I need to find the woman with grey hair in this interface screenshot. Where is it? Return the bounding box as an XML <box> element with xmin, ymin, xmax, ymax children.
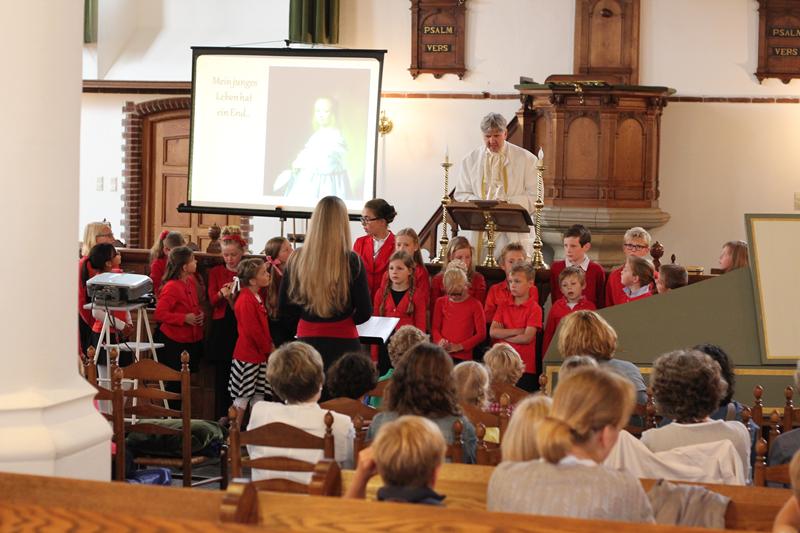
<box><xmin>454</xmin><ymin>112</ymin><xmax>539</xmax><ymax>262</ymax></box>
<box><xmin>641</xmin><ymin>349</ymin><xmax>751</xmax><ymax>475</ymax></box>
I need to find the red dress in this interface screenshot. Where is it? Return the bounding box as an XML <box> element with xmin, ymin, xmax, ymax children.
<box><xmin>484</xmin><ymin>282</ymin><xmax>539</xmax><ymax>323</ymax></box>
<box><xmin>493</xmin><ymin>297</ymin><xmax>543</xmax><ymax>374</ymax></box>
<box><xmin>430</xmin><ymin>270</ymin><xmax>487</xmax><ymax>311</ymax></box>
<box><xmin>542</xmin><ymin>297</ymin><xmax>596</xmax><ymax>355</ymax></box>
<box><xmin>549</xmin><ymin>260</ymin><xmax>606</xmax><ymax>308</ymax></box>
<box><xmin>233</xmin><ymin>289</ymin><xmax>272</xmax><ymax>364</ymax></box>
<box><xmin>353</xmin><ymin>232</ymin><xmax>396</xmax><ymax>299</ymax></box>
<box><xmin>431</xmin><ymin>296</ymin><xmax>486</xmax><ymax>361</ymax></box>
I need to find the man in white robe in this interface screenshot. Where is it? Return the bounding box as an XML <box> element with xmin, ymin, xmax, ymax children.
<box><xmin>454</xmin><ymin>113</ymin><xmax>539</xmax><ymax>263</ymax></box>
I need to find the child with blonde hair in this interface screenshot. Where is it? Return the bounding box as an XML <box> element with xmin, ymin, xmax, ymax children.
<box><xmin>773</xmin><ymin>451</ymin><xmax>800</xmax><ymax>533</ymax></box>
<box><xmin>542</xmin><ymin>266</ymin><xmax>596</xmax><ymax>355</ymax></box>
<box><xmin>453</xmin><ymin>361</ymin><xmax>490</xmax><ymax>410</ymax></box>
<box><xmin>432</xmin><ymin>265</ymin><xmax>485</xmax><ymax>362</ymax></box>
<box><xmin>345</xmin><ymin>415</ymin><xmax>447</xmax><ymax>505</ymax></box>
<box><xmin>501</xmin><ymin>394</ymin><xmax>553</xmax><ymax>461</ymax></box>
<box><xmin>484</xmin><ymin>343</ymin><xmax>525</xmax><ymax>387</ymax></box>
<box><xmin>430</xmin><ymin>236</ymin><xmax>487</xmax><ymax>309</ymax></box>
<box><xmin>382</xmin><ymin>228</ymin><xmax>430</xmax><ymax>302</ymax></box>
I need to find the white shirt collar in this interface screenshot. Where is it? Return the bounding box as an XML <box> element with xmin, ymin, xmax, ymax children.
<box><xmin>483</xmin><ymin>143</ymin><xmax>508</xmax><ymax>159</ymax></box>
<box><xmin>372</xmin><ymin>235</ymin><xmax>388</xmax><ymax>257</ymax></box>
<box><xmin>623</xmin><ymin>285</ymin><xmax>651</xmax><ymax>298</ymax></box>
<box><xmin>558</xmin><ymin>454</ymin><xmax>597</xmax><ymax>467</ymax></box>
<box><xmin>566</xmin><ymin>300</ymin><xmax>579</xmax><ymax>310</ymax></box>
<box><xmin>565</xmin><ymin>255</ymin><xmax>590</xmax><ymax>271</ymax></box>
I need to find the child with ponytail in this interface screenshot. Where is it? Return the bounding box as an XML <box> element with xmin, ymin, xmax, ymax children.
<box><xmin>149</xmin><ymin>230</ymin><xmax>185</xmax><ymax>294</ymax></box>
<box><xmin>372</xmin><ymin>251</ymin><xmax>427</xmax><ymax>374</ymax></box>
<box><xmin>487</xmin><ymin>367</ymin><xmax>655</xmax><ymax>524</ymax></box>
<box><xmin>207</xmin><ymin>226</ymin><xmax>247</xmax><ymax>418</ymax></box>
<box><xmin>263</xmin><ymin>236</ymin><xmax>293</xmax><ymax>346</ymax></box>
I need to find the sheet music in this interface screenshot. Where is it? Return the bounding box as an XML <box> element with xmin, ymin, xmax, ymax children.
<box><xmin>357</xmin><ymin>316</ymin><xmax>400</xmax><ymax>343</ymax></box>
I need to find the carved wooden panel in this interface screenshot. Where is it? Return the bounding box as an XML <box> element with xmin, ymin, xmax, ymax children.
<box><xmin>574</xmin><ymin>0</ymin><xmax>640</xmax><ymax>84</ymax></box>
<box><xmin>409</xmin><ymin>0</ymin><xmax>467</xmax><ymax>79</ymax></box>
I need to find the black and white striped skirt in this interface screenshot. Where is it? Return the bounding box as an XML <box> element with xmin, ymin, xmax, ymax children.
<box><xmin>228</xmin><ymin>359</ymin><xmax>272</xmax><ymax>400</ymax></box>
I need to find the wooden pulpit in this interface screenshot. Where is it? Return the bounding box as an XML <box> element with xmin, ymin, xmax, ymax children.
<box><xmin>446</xmin><ymin>201</ymin><xmax>532</xmax><ymax>267</ymax></box>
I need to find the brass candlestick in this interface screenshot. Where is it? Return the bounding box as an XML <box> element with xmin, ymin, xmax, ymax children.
<box><xmin>482</xmin><ymin>211</ymin><xmax>498</xmax><ymax>268</ymax></box>
<box><xmin>532</xmin><ymin>158</ymin><xmax>548</xmax><ymax>270</ymax></box>
<box><xmin>432</xmin><ymin>157</ymin><xmax>453</xmax><ymax>264</ymax></box>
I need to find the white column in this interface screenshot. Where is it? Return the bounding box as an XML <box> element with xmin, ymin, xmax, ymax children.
<box><xmin>0</xmin><ymin>0</ymin><xmax>111</xmax><ymax>479</ymax></box>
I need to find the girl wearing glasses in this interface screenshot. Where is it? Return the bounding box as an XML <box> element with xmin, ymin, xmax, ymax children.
<box><xmin>353</xmin><ymin>198</ymin><xmax>397</xmax><ymax>299</ymax></box>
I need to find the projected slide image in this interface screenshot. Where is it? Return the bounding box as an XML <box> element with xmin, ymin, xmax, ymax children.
<box><xmin>264</xmin><ymin>66</ymin><xmax>370</xmax><ymax>202</ymax></box>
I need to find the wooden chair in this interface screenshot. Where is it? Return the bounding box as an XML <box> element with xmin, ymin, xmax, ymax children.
<box><xmin>538</xmin><ymin>373</ymin><xmax>549</xmax><ymax>395</ymax></box>
<box><xmin>367</xmin><ymin>379</ymin><xmax>390</xmax><ymax>400</ymax></box>
<box><xmin>783</xmin><ymin>385</ymin><xmax>800</xmax><ymax>431</ymax></box>
<box><xmin>447</xmin><ymin>418</ymin><xmax>464</xmax><ymax>463</ymax></box>
<box><xmin>227</xmin><ymin>406</ymin><xmax>340</xmax><ymax>495</ymax></box>
<box><xmin>460</xmin><ymin>393</ymin><xmax>510</xmax><ymax>441</ymax></box>
<box><xmin>624</xmin><ymin>387</ymin><xmax>657</xmax><ymax>437</ymax></box>
<box><xmin>475</xmin><ymin>424</ymin><xmax>501</xmax><ymax>466</ymax></box>
<box><xmin>116</xmin><ymin>351</ymin><xmax>228</xmax><ymax>488</ymax></box>
<box><xmin>83</xmin><ymin>349</ymin><xmax>126</xmax><ymax>481</ymax></box>
<box><xmin>319</xmin><ymin>397</ymin><xmax>378</xmax><ymax>422</ymax></box>
<box><xmin>489</xmin><ymin>381</ymin><xmax>528</xmax><ymax>406</ymax></box>
<box><xmin>754</xmin><ymin>420</ymin><xmax>790</xmax><ymax>487</ymax></box>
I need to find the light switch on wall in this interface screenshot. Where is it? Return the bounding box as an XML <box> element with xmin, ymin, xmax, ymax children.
<box><xmin>96</xmin><ymin>176</ymin><xmax>104</xmax><ymax>192</ymax></box>
<box><xmin>109</xmin><ymin>177</ymin><xmax>118</xmax><ymax>192</ymax></box>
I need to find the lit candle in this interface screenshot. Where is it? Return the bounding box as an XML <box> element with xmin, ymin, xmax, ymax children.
<box><xmin>537</xmin><ymin>148</ymin><xmax>544</xmax><ymax>168</ymax></box>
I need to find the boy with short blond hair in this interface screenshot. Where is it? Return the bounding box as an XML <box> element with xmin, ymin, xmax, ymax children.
<box><xmin>606</xmin><ymin>227</ymin><xmax>652</xmax><ymax>307</ymax></box>
<box><xmin>490</xmin><ymin>262</ymin><xmax>542</xmax><ymax>391</ymax></box>
<box><xmin>484</xmin><ymin>242</ymin><xmax>539</xmax><ymax>323</ymax></box>
<box><xmin>344</xmin><ymin>415</ymin><xmax>447</xmax><ymax>505</ymax></box>
<box><xmin>621</xmin><ymin>255</ymin><xmax>655</xmax><ymax>302</ymax></box>
<box><xmin>542</xmin><ymin>266</ymin><xmax>596</xmax><ymax>355</ymax></box>
<box><xmin>549</xmin><ymin>224</ymin><xmax>606</xmax><ymax>307</ymax></box>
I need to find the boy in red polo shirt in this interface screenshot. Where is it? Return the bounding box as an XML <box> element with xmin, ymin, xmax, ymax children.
<box><xmin>432</xmin><ymin>266</ymin><xmax>485</xmax><ymax>362</ymax></box>
<box><xmin>490</xmin><ymin>262</ymin><xmax>542</xmax><ymax>391</ymax></box>
<box><xmin>542</xmin><ymin>266</ymin><xmax>596</xmax><ymax>355</ymax></box>
<box><xmin>549</xmin><ymin>224</ymin><xmax>605</xmax><ymax>308</ymax></box>
<box><xmin>605</xmin><ymin>227</ymin><xmax>652</xmax><ymax>307</ymax></box>
<box><xmin>621</xmin><ymin>256</ymin><xmax>655</xmax><ymax>303</ymax></box>
<box><xmin>484</xmin><ymin>242</ymin><xmax>539</xmax><ymax>324</ymax></box>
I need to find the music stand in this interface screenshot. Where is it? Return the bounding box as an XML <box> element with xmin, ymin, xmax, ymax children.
<box><xmin>446</xmin><ymin>201</ymin><xmax>533</xmax><ymax>267</ymax></box>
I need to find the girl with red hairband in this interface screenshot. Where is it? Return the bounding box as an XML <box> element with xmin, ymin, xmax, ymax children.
<box><xmin>207</xmin><ymin>226</ymin><xmax>247</xmax><ymax>419</ymax></box>
<box><xmin>263</xmin><ymin>236</ymin><xmax>293</xmax><ymax>346</ymax></box>
<box><xmin>149</xmin><ymin>230</ymin><xmax>185</xmax><ymax>294</ymax></box>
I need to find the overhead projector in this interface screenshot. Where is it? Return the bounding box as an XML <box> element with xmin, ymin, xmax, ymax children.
<box><xmin>87</xmin><ymin>272</ymin><xmax>154</xmax><ymax>306</ymax></box>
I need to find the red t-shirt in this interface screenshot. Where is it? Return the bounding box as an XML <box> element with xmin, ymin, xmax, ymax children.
<box><xmin>431</xmin><ymin>296</ymin><xmax>486</xmax><ymax>361</ymax></box>
<box><xmin>549</xmin><ymin>259</ymin><xmax>606</xmax><ymax>308</ymax></box>
<box><xmin>493</xmin><ymin>297</ymin><xmax>543</xmax><ymax>374</ymax></box>
<box><xmin>154</xmin><ymin>278</ymin><xmax>204</xmax><ymax>343</ymax></box>
<box><xmin>542</xmin><ymin>297</ymin><xmax>596</xmax><ymax>355</ymax></box>
<box><xmin>207</xmin><ymin>264</ymin><xmax>237</xmax><ymax>320</ymax></box>
<box><xmin>373</xmin><ymin>285</ymin><xmax>427</xmax><ymax>332</ymax></box>
<box><xmin>353</xmin><ymin>232</ymin><xmax>395</xmax><ymax>299</ymax></box>
<box><xmin>430</xmin><ymin>270</ymin><xmax>487</xmax><ymax>311</ymax></box>
<box><xmin>484</xmin><ymin>281</ymin><xmax>539</xmax><ymax>323</ymax></box>
<box><xmin>233</xmin><ymin>289</ymin><xmax>272</xmax><ymax>364</ymax></box>
<box><xmin>380</xmin><ymin>264</ymin><xmax>430</xmax><ymax>304</ymax></box>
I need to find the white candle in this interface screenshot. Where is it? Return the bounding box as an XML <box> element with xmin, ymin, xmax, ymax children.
<box><xmin>445</xmin><ymin>145</ymin><xmax>449</xmax><ymax>162</ymax></box>
<box><xmin>538</xmin><ymin>148</ymin><xmax>544</xmax><ymax>160</ymax></box>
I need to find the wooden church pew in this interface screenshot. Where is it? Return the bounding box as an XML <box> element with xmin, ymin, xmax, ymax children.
<box><xmin>341</xmin><ymin>463</ymin><xmax>790</xmax><ymax>532</ymax></box>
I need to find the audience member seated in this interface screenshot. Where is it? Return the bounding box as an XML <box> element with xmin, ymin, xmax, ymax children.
<box><xmin>641</xmin><ymin>349</ymin><xmax>751</xmax><ymax>478</ymax></box>
<box><xmin>769</xmin><ymin>361</ymin><xmax>800</xmax><ymax>467</ymax></box>
<box><xmin>656</xmin><ymin>264</ymin><xmax>688</xmax><ymax>294</ymax></box>
<box><xmin>367</xmin><ymin>342</ymin><xmax>477</xmax><ymax>463</ymax></box>
<box><xmin>454</xmin><ymin>361</ymin><xmax>497</xmax><ymax>444</ymax></box>
<box><xmin>557</xmin><ymin>310</ymin><xmax>647</xmax><ymax>404</ymax></box>
<box><xmin>345</xmin><ymin>415</ymin><xmax>447</xmax><ymax>505</ymax></box>
<box><xmin>487</xmin><ymin>367</ymin><xmax>655</xmax><ymax>523</ymax></box>
<box><xmin>694</xmin><ymin>344</ymin><xmax>758</xmax><ymax>434</ymax></box>
<box><xmin>500</xmin><ymin>394</ymin><xmax>552</xmax><ymax>461</ymax></box>
<box><xmin>247</xmin><ymin>341</ymin><xmax>355</xmax><ymax>483</ymax></box>
<box><xmin>558</xmin><ymin>355</ymin><xmax>598</xmax><ymax>381</ymax></box>
<box><xmin>326</xmin><ymin>351</ymin><xmax>378</xmax><ymax>402</ymax></box>
<box><xmin>369</xmin><ymin>325</ymin><xmax>427</xmax><ymax>408</ymax></box>
<box><xmin>773</xmin><ymin>451</ymin><xmax>800</xmax><ymax>533</ymax></box>
<box><xmin>718</xmin><ymin>240</ymin><xmax>749</xmax><ymax>274</ymax></box>
<box><xmin>483</xmin><ymin>343</ymin><xmax>525</xmax><ymax>411</ymax></box>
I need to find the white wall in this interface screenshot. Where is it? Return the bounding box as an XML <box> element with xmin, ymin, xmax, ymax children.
<box><xmin>80</xmin><ymin>0</ymin><xmax>800</xmax><ymax>269</ymax></box>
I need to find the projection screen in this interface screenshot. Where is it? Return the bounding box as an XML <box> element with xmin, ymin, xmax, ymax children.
<box><xmin>187</xmin><ymin>47</ymin><xmax>385</xmax><ymax>216</ymax></box>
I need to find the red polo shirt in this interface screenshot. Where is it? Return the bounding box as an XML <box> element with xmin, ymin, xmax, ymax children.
<box><xmin>484</xmin><ymin>281</ymin><xmax>539</xmax><ymax>323</ymax></box>
<box><xmin>494</xmin><ymin>297</ymin><xmax>543</xmax><ymax>374</ymax></box>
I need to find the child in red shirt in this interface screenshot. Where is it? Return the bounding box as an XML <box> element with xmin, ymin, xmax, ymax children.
<box><xmin>605</xmin><ymin>227</ymin><xmax>652</xmax><ymax>307</ymax></box>
<box><xmin>207</xmin><ymin>227</ymin><xmax>246</xmax><ymax>419</ymax></box>
<box><xmin>621</xmin><ymin>256</ymin><xmax>655</xmax><ymax>302</ymax></box>
<box><xmin>229</xmin><ymin>258</ymin><xmax>274</xmax><ymax>426</ymax></box>
<box><xmin>484</xmin><ymin>242</ymin><xmax>539</xmax><ymax>324</ymax></box>
<box><xmin>542</xmin><ymin>266</ymin><xmax>596</xmax><ymax>356</ymax></box>
<box><xmin>432</xmin><ymin>266</ymin><xmax>485</xmax><ymax>362</ymax></box>
<box><xmin>373</xmin><ymin>251</ymin><xmax>427</xmax><ymax>374</ymax></box>
<box><xmin>353</xmin><ymin>198</ymin><xmax>397</xmax><ymax>299</ymax></box>
<box><xmin>490</xmin><ymin>263</ymin><xmax>543</xmax><ymax>391</ymax></box>
<box><xmin>430</xmin><ymin>236</ymin><xmax>487</xmax><ymax>309</ymax></box>
<box><xmin>149</xmin><ymin>230</ymin><xmax>185</xmax><ymax>295</ymax></box>
<box><xmin>154</xmin><ymin>246</ymin><xmax>205</xmax><ymax>381</ymax></box>
<box><xmin>380</xmin><ymin>228</ymin><xmax>430</xmax><ymax>304</ymax></box>
<box><xmin>549</xmin><ymin>224</ymin><xmax>605</xmax><ymax>308</ymax></box>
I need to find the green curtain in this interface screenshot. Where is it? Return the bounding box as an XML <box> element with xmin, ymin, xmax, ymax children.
<box><xmin>83</xmin><ymin>0</ymin><xmax>98</xmax><ymax>44</ymax></box>
<box><xmin>289</xmin><ymin>0</ymin><xmax>340</xmax><ymax>45</ymax></box>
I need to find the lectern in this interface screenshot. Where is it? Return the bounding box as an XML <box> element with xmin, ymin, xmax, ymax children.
<box><xmin>446</xmin><ymin>201</ymin><xmax>533</xmax><ymax>267</ymax></box>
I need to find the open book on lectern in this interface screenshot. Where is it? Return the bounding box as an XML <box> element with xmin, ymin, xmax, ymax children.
<box><xmin>357</xmin><ymin>316</ymin><xmax>400</xmax><ymax>344</ymax></box>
